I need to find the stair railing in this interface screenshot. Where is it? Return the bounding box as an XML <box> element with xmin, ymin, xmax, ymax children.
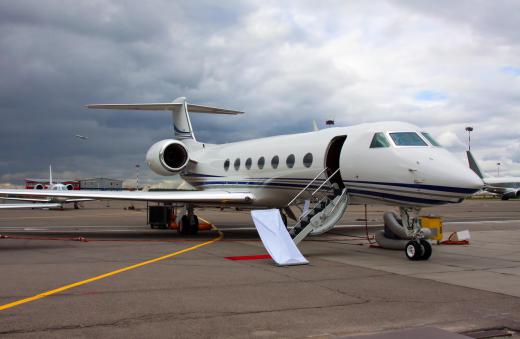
<box><xmin>286</xmin><ymin>167</ymin><xmax>329</xmax><ymax>207</ymax></box>
<box><xmin>311</xmin><ymin>168</ymin><xmax>340</xmax><ymax>196</ymax></box>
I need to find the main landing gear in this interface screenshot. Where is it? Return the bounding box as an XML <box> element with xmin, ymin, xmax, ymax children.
<box><xmin>177</xmin><ymin>205</ymin><xmax>199</xmax><ymax>235</ymax></box>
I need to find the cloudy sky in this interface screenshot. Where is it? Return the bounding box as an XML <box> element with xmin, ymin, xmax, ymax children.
<box><xmin>1</xmin><ymin>0</ymin><xmax>519</xmax><ymax>187</ymax></box>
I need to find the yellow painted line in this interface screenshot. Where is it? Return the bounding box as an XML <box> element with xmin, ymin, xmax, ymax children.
<box><xmin>0</xmin><ymin>226</ymin><xmax>223</xmax><ymax>312</ymax></box>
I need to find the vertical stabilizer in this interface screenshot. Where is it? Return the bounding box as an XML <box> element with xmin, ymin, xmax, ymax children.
<box><xmin>171</xmin><ymin>97</ymin><xmax>195</xmax><ymax>141</ymax></box>
<box><xmin>49</xmin><ymin>165</ymin><xmax>53</xmax><ymax>185</ymax></box>
<box><xmin>466</xmin><ymin>151</ymin><xmax>486</xmax><ymax>179</ymax></box>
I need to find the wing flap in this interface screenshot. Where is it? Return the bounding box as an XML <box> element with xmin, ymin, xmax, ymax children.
<box><xmin>0</xmin><ymin>189</ymin><xmax>254</xmax><ymax>204</ymax></box>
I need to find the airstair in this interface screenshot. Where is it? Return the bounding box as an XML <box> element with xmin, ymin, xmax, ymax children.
<box><xmin>250</xmin><ymin>167</ymin><xmax>349</xmax><ymax>266</ymax></box>
<box><xmin>287</xmin><ymin>168</ymin><xmax>349</xmax><ymax>244</ymax></box>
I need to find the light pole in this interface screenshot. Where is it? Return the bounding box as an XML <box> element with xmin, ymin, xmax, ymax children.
<box><xmin>497</xmin><ymin>162</ymin><xmax>501</xmax><ymax>177</ymax></box>
<box><xmin>136</xmin><ymin>164</ymin><xmax>140</xmax><ymax>191</ymax></box>
<box><xmin>465</xmin><ymin>126</ymin><xmax>473</xmax><ymax>151</ymax></box>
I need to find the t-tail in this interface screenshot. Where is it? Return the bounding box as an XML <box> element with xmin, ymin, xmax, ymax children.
<box><xmin>466</xmin><ymin>150</ymin><xmax>486</xmax><ymax>179</ymax></box>
<box><xmin>86</xmin><ymin>97</ymin><xmax>244</xmax><ymax>143</ymax></box>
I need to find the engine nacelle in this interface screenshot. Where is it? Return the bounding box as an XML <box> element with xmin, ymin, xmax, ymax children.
<box><xmin>502</xmin><ymin>191</ymin><xmax>518</xmax><ymax>200</ymax></box>
<box><xmin>146</xmin><ymin>139</ymin><xmax>190</xmax><ymax>176</ymax></box>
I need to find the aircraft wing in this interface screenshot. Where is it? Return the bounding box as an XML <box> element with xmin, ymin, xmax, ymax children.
<box><xmin>0</xmin><ymin>189</ymin><xmax>254</xmax><ymax>204</ymax></box>
<box><xmin>0</xmin><ymin>196</ymin><xmax>94</xmax><ymax>204</ymax></box>
<box><xmin>0</xmin><ymin>203</ymin><xmax>62</xmax><ymax>209</ymax></box>
<box><xmin>1</xmin><ymin>196</ymin><xmax>51</xmax><ymax>203</ymax></box>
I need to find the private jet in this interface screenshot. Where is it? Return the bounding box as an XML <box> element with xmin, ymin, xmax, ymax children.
<box><xmin>0</xmin><ymin>166</ymin><xmax>92</xmax><ymax>209</ymax></box>
<box><xmin>0</xmin><ymin>97</ymin><xmax>483</xmax><ymax>260</ymax></box>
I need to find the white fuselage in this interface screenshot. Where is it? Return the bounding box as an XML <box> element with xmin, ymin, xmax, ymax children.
<box><xmin>181</xmin><ymin>121</ymin><xmax>483</xmax><ymax>208</ymax></box>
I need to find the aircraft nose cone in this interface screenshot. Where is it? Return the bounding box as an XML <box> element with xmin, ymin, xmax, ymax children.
<box><xmin>421</xmin><ymin>150</ymin><xmax>484</xmax><ymax>195</ymax></box>
<box><xmin>460</xmin><ymin>168</ymin><xmax>484</xmax><ymax>191</ymax></box>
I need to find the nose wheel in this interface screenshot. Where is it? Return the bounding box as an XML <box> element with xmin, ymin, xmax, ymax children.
<box><xmin>405</xmin><ymin>239</ymin><xmax>432</xmax><ymax>261</ymax></box>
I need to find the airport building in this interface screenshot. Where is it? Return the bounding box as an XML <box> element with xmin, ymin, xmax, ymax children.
<box><xmin>79</xmin><ymin>178</ymin><xmax>123</xmax><ymax>191</ymax></box>
<box><xmin>24</xmin><ymin>178</ymin><xmax>123</xmax><ymax>190</ymax></box>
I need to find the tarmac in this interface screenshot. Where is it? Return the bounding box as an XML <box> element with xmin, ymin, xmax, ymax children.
<box><xmin>0</xmin><ymin>199</ymin><xmax>519</xmax><ymax>338</ymax></box>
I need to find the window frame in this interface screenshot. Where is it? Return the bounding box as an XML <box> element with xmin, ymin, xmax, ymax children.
<box><xmin>286</xmin><ymin>154</ymin><xmax>295</xmax><ymax>168</ymax></box>
<box><xmin>421</xmin><ymin>132</ymin><xmax>442</xmax><ymax>147</ymax></box>
<box><xmin>257</xmin><ymin>156</ymin><xmax>265</xmax><ymax>169</ymax></box>
<box><xmin>303</xmin><ymin>153</ymin><xmax>313</xmax><ymax>168</ymax></box>
<box><xmin>369</xmin><ymin>132</ymin><xmax>391</xmax><ymax>148</ymax></box>
<box><xmin>388</xmin><ymin>131</ymin><xmax>428</xmax><ymax>147</ymax></box>
<box><xmin>271</xmin><ymin>155</ymin><xmax>279</xmax><ymax>169</ymax></box>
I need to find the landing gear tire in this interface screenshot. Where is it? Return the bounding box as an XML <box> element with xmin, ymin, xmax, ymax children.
<box><xmin>405</xmin><ymin>241</ymin><xmax>423</xmax><ymax>261</ymax></box>
<box><xmin>178</xmin><ymin>215</ymin><xmax>199</xmax><ymax>235</ymax></box>
<box><xmin>419</xmin><ymin>239</ymin><xmax>432</xmax><ymax>260</ymax></box>
<box><xmin>190</xmin><ymin>215</ymin><xmax>199</xmax><ymax>235</ymax></box>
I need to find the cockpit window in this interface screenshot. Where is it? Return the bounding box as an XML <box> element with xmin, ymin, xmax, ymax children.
<box><xmin>421</xmin><ymin>132</ymin><xmax>441</xmax><ymax>147</ymax></box>
<box><xmin>370</xmin><ymin>132</ymin><xmax>391</xmax><ymax>148</ymax></box>
<box><xmin>389</xmin><ymin>132</ymin><xmax>427</xmax><ymax>146</ymax></box>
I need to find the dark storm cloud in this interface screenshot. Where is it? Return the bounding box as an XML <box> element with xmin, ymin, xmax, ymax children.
<box><xmin>0</xmin><ymin>1</ymin><xmax>257</xmax><ymax>184</ymax></box>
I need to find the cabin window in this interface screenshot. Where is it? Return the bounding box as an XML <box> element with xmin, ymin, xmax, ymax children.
<box><xmin>369</xmin><ymin>132</ymin><xmax>391</xmax><ymax>148</ymax></box>
<box><xmin>224</xmin><ymin>159</ymin><xmax>230</xmax><ymax>171</ymax></box>
<box><xmin>234</xmin><ymin>158</ymin><xmax>240</xmax><ymax>170</ymax></box>
<box><xmin>245</xmin><ymin>158</ymin><xmax>252</xmax><ymax>170</ymax></box>
<box><xmin>389</xmin><ymin>132</ymin><xmax>427</xmax><ymax>146</ymax></box>
<box><xmin>421</xmin><ymin>132</ymin><xmax>441</xmax><ymax>147</ymax></box>
<box><xmin>303</xmin><ymin>153</ymin><xmax>313</xmax><ymax>168</ymax></box>
<box><xmin>258</xmin><ymin>156</ymin><xmax>265</xmax><ymax>169</ymax></box>
<box><xmin>286</xmin><ymin>154</ymin><xmax>295</xmax><ymax>168</ymax></box>
<box><xmin>271</xmin><ymin>155</ymin><xmax>279</xmax><ymax>169</ymax></box>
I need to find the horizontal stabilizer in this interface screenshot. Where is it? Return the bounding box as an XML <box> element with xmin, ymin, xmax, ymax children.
<box><xmin>86</xmin><ymin>103</ymin><xmax>244</xmax><ymax>115</ymax></box>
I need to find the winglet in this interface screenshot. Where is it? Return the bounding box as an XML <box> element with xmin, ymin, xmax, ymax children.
<box><xmin>466</xmin><ymin>151</ymin><xmax>486</xmax><ymax>179</ymax></box>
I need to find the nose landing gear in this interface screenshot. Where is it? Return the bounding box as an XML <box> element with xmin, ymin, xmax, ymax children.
<box><xmin>375</xmin><ymin>207</ymin><xmax>434</xmax><ymax>261</ymax></box>
<box><xmin>405</xmin><ymin>239</ymin><xmax>432</xmax><ymax>261</ymax></box>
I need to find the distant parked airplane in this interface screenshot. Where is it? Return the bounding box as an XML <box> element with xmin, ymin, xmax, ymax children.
<box><xmin>0</xmin><ymin>166</ymin><xmax>92</xmax><ymax>209</ymax></box>
<box><xmin>75</xmin><ymin>134</ymin><xmax>88</xmax><ymax>140</ymax></box>
<box><xmin>467</xmin><ymin>151</ymin><xmax>520</xmax><ymax>200</ymax></box>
